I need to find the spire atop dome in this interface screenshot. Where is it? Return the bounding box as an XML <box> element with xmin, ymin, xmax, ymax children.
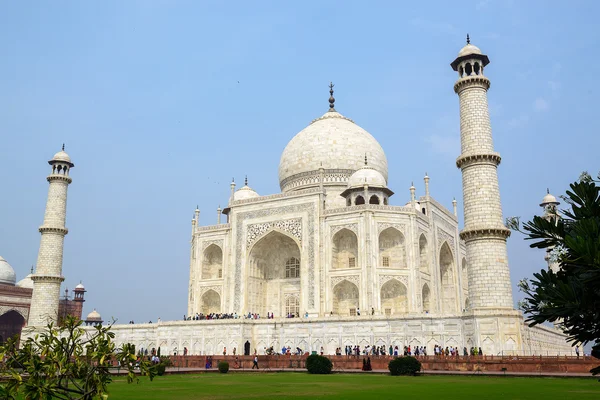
<box><xmin>466</xmin><ymin>33</ymin><xmax>470</xmax><ymax>44</ymax></box>
<box><xmin>62</xmin><ymin>143</ymin><xmax>65</xmax><ymax>151</ymax></box>
<box><xmin>245</xmin><ymin>175</ymin><xmax>248</xmax><ymax>186</ymax></box>
<box><xmin>364</xmin><ymin>153</ymin><xmax>368</xmax><ymax>166</ymax></box>
<box><xmin>328</xmin><ymin>82</ymin><xmax>336</xmax><ymax>112</ymax></box>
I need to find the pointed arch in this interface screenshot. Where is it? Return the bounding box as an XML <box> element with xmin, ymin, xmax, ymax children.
<box><xmin>419</xmin><ymin>234</ymin><xmax>429</xmax><ymax>272</ymax></box>
<box><xmin>422</xmin><ymin>283</ymin><xmax>431</xmax><ymax>313</ymax></box>
<box><xmin>200</xmin><ymin>289</ymin><xmax>221</xmax><ymax>314</ymax></box>
<box><xmin>202</xmin><ymin>244</ymin><xmax>223</xmax><ymax>280</ymax></box>
<box><xmin>332</xmin><ymin>228</ymin><xmax>358</xmax><ymax>269</ymax></box>
<box><xmin>332</xmin><ymin>280</ymin><xmax>359</xmax><ymax>316</ymax></box>
<box><xmin>355</xmin><ymin>195</ymin><xmax>365</xmax><ymax>205</ymax></box>
<box><xmin>378</xmin><ymin>227</ymin><xmax>406</xmax><ymax>268</ymax></box>
<box><xmin>369</xmin><ymin>195</ymin><xmax>380</xmax><ymax>204</ymax></box>
<box><xmin>439</xmin><ymin>242</ymin><xmax>457</xmax><ymax>313</ymax></box>
<box><xmin>380</xmin><ymin>279</ymin><xmax>408</xmax><ymax>315</ymax></box>
<box><xmin>247</xmin><ymin>231</ymin><xmax>301</xmax><ymax>316</ymax></box>
<box><xmin>285</xmin><ymin>295</ymin><xmax>300</xmax><ymax>317</ymax></box>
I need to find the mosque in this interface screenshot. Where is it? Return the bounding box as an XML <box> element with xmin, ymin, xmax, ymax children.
<box><xmin>22</xmin><ymin>38</ymin><xmax>572</xmax><ymax>356</ymax></box>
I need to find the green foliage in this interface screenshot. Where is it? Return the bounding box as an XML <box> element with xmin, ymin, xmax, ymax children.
<box><xmin>218</xmin><ymin>361</ymin><xmax>229</xmax><ymax>373</ymax></box>
<box><xmin>514</xmin><ymin>177</ymin><xmax>600</xmax><ymax>375</ymax></box>
<box><xmin>388</xmin><ymin>356</ymin><xmax>421</xmax><ymax>376</ymax></box>
<box><xmin>0</xmin><ymin>316</ymin><xmax>157</xmax><ymax>399</ymax></box>
<box><xmin>156</xmin><ymin>363</ymin><xmax>167</xmax><ymax>376</ymax></box>
<box><xmin>305</xmin><ymin>354</ymin><xmax>332</xmax><ymax>374</ymax></box>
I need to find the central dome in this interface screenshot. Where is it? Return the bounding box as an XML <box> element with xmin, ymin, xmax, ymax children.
<box><xmin>279</xmin><ymin>110</ymin><xmax>388</xmax><ymax>192</ymax></box>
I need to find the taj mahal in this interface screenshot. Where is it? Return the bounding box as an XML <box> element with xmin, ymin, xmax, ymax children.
<box><xmin>21</xmin><ymin>38</ymin><xmax>572</xmax><ymax>356</ymax></box>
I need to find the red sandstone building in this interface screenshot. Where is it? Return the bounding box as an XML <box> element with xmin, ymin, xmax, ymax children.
<box><xmin>0</xmin><ymin>256</ymin><xmax>86</xmax><ymax>343</ymax></box>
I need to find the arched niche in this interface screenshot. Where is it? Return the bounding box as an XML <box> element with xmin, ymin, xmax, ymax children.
<box><xmin>378</xmin><ymin>228</ymin><xmax>406</xmax><ymax>268</ymax></box>
<box><xmin>355</xmin><ymin>195</ymin><xmax>365</xmax><ymax>205</ymax></box>
<box><xmin>422</xmin><ymin>283</ymin><xmax>431</xmax><ymax>313</ymax></box>
<box><xmin>0</xmin><ymin>310</ymin><xmax>26</xmax><ymax>345</ymax></box>
<box><xmin>285</xmin><ymin>295</ymin><xmax>300</xmax><ymax>317</ymax></box>
<box><xmin>202</xmin><ymin>244</ymin><xmax>223</xmax><ymax>280</ymax></box>
<box><xmin>332</xmin><ymin>280</ymin><xmax>359</xmax><ymax>316</ymax></box>
<box><xmin>247</xmin><ymin>231</ymin><xmax>301</xmax><ymax>316</ymax></box>
<box><xmin>369</xmin><ymin>195</ymin><xmax>380</xmax><ymax>205</ymax></box>
<box><xmin>380</xmin><ymin>279</ymin><xmax>408</xmax><ymax>315</ymax></box>
<box><xmin>200</xmin><ymin>290</ymin><xmax>221</xmax><ymax>315</ymax></box>
<box><xmin>332</xmin><ymin>229</ymin><xmax>358</xmax><ymax>269</ymax></box>
<box><xmin>439</xmin><ymin>242</ymin><xmax>457</xmax><ymax>313</ymax></box>
<box><xmin>419</xmin><ymin>234</ymin><xmax>429</xmax><ymax>272</ymax></box>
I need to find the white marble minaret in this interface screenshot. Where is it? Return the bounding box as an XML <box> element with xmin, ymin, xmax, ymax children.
<box><xmin>28</xmin><ymin>146</ymin><xmax>74</xmax><ymax>326</ymax></box>
<box><xmin>452</xmin><ymin>36</ymin><xmax>514</xmax><ymax>310</ymax></box>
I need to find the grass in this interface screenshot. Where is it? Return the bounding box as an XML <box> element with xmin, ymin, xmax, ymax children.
<box><xmin>107</xmin><ymin>373</ymin><xmax>599</xmax><ymax>399</ymax></box>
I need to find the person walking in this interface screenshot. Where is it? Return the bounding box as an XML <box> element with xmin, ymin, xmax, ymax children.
<box><xmin>252</xmin><ymin>355</ymin><xmax>259</xmax><ymax>369</ymax></box>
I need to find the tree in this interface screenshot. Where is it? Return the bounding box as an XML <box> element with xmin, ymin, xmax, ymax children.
<box><xmin>508</xmin><ymin>172</ymin><xmax>600</xmax><ymax>375</ymax></box>
<box><xmin>0</xmin><ymin>316</ymin><xmax>157</xmax><ymax>399</ymax></box>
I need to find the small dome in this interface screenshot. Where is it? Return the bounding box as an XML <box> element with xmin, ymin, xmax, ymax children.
<box><xmin>233</xmin><ymin>185</ymin><xmax>260</xmax><ymax>201</ymax></box>
<box><xmin>75</xmin><ymin>282</ymin><xmax>85</xmax><ymax>290</ymax></box>
<box><xmin>540</xmin><ymin>192</ymin><xmax>560</xmax><ymax>207</ymax></box>
<box><xmin>86</xmin><ymin>309</ymin><xmax>102</xmax><ymax>321</ymax></box>
<box><xmin>457</xmin><ymin>43</ymin><xmax>483</xmax><ymax>58</ymax></box>
<box><xmin>52</xmin><ymin>150</ymin><xmax>72</xmax><ymax>164</ymax></box>
<box><xmin>348</xmin><ymin>165</ymin><xmax>387</xmax><ymax>189</ymax></box>
<box><xmin>16</xmin><ymin>273</ymin><xmax>34</xmax><ymax>289</ymax></box>
<box><xmin>0</xmin><ymin>256</ymin><xmax>17</xmax><ymax>286</ymax></box>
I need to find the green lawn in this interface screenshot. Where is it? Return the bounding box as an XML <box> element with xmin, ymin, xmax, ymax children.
<box><xmin>107</xmin><ymin>373</ymin><xmax>599</xmax><ymax>399</ymax></box>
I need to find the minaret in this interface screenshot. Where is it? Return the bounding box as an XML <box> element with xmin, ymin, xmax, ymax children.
<box><xmin>28</xmin><ymin>145</ymin><xmax>74</xmax><ymax>326</ymax></box>
<box><xmin>452</xmin><ymin>36</ymin><xmax>513</xmax><ymax>309</ymax></box>
<box><xmin>540</xmin><ymin>189</ymin><xmax>560</xmax><ymax>273</ymax></box>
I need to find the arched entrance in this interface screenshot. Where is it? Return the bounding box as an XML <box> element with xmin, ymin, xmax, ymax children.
<box><xmin>0</xmin><ymin>310</ymin><xmax>26</xmax><ymax>345</ymax></box>
<box><xmin>202</xmin><ymin>244</ymin><xmax>223</xmax><ymax>280</ymax></box>
<box><xmin>378</xmin><ymin>228</ymin><xmax>406</xmax><ymax>268</ymax></box>
<box><xmin>380</xmin><ymin>279</ymin><xmax>408</xmax><ymax>315</ymax></box>
<box><xmin>332</xmin><ymin>229</ymin><xmax>358</xmax><ymax>269</ymax></box>
<box><xmin>419</xmin><ymin>234</ymin><xmax>429</xmax><ymax>272</ymax></box>
<box><xmin>332</xmin><ymin>280</ymin><xmax>359</xmax><ymax>316</ymax></box>
<box><xmin>200</xmin><ymin>290</ymin><xmax>221</xmax><ymax>315</ymax></box>
<box><xmin>439</xmin><ymin>242</ymin><xmax>457</xmax><ymax>313</ymax></box>
<box><xmin>422</xmin><ymin>283</ymin><xmax>431</xmax><ymax>313</ymax></box>
<box><xmin>247</xmin><ymin>231</ymin><xmax>301</xmax><ymax>317</ymax></box>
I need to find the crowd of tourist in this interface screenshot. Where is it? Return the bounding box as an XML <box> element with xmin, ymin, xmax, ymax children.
<box><xmin>184</xmin><ymin>312</ymin><xmax>237</xmax><ymax>320</ymax></box>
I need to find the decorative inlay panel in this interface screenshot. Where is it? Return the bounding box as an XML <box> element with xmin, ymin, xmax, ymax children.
<box><xmin>198</xmin><ymin>285</ymin><xmax>222</xmax><ymax>296</ymax></box>
<box><xmin>235</xmin><ymin>203</ymin><xmax>316</xmax><ymax>310</ymax></box>
<box><xmin>331</xmin><ymin>275</ymin><xmax>360</xmax><ymax>288</ymax></box>
<box><xmin>202</xmin><ymin>239</ymin><xmax>224</xmax><ymax>252</ymax></box>
<box><xmin>246</xmin><ymin>218</ymin><xmax>302</xmax><ymax>247</ymax></box>
<box><xmin>436</xmin><ymin>227</ymin><xmax>456</xmax><ymax>251</ymax></box>
<box><xmin>378</xmin><ymin>274</ymin><xmax>408</xmax><ymax>288</ymax></box>
<box><xmin>330</xmin><ymin>223</ymin><xmax>358</xmax><ymax>237</ymax></box>
<box><xmin>377</xmin><ymin>222</ymin><xmax>406</xmax><ymax>234</ymax></box>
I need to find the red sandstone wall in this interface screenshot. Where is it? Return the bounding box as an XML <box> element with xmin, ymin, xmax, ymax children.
<box><xmin>168</xmin><ymin>354</ymin><xmax>599</xmax><ymax>374</ymax></box>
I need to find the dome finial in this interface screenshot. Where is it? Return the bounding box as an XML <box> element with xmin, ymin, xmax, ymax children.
<box><xmin>328</xmin><ymin>82</ymin><xmax>336</xmax><ymax>111</ymax></box>
<box><xmin>30</xmin><ymin>265</ymin><xmax>34</xmax><ymax>274</ymax></box>
<box><xmin>466</xmin><ymin>33</ymin><xmax>470</xmax><ymax>44</ymax></box>
<box><xmin>547</xmin><ymin>188</ymin><xmax>550</xmax><ymax>194</ymax></box>
<box><xmin>245</xmin><ymin>175</ymin><xmax>248</xmax><ymax>186</ymax></box>
<box><xmin>364</xmin><ymin>153</ymin><xmax>368</xmax><ymax>166</ymax></box>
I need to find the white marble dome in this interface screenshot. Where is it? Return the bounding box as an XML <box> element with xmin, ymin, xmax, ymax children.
<box><xmin>75</xmin><ymin>282</ymin><xmax>85</xmax><ymax>290</ymax></box>
<box><xmin>52</xmin><ymin>150</ymin><xmax>72</xmax><ymax>164</ymax></box>
<box><xmin>233</xmin><ymin>185</ymin><xmax>260</xmax><ymax>201</ymax></box>
<box><xmin>86</xmin><ymin>309</ymin><xmax>102</xmax><ymax>321</ymax></box>
<box><xmin>348</xmin><ymin>165</ymin><xmax>387</xmax><ymax>189</ymax></box>
<box><xmin>540</xmin><ymin>192</ymin><xmax>560</xmax><ymax>206</ymax></box>
<box><xmin>0</xmin><ymin>256</ymin><xmax>16</xmax><ymax>286</ymax></box>
<box><xmin>458</xmin><ymin>43</ymin><xmax>483</xmax><ymax>58</ymax></box>
<box><xmin>279</xmin><ymin>110</ymin><xmax>388</xmax><ymax>191</ymax></box>
<box><xmin>16</xmin><ymin>273</ymin><xmax>34</xmax><ymax>289</ymax></box>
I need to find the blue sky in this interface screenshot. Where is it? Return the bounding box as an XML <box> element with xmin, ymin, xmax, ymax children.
<box><xmin>0</xmin><ymin>1</ymin><xmax>598</xmax><ymax>324</ymax></box>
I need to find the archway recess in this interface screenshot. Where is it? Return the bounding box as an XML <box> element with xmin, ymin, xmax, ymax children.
<box><xmin>439</xmin><ymin>242</ymin><xmax>457</xmax><ymax>313</ymax></box>
<box><xmin>380</xmin><ymin>279</ymin><xmax>408</xmax><ymax>315</ymax></box>
<box><xmin>200</xmin><ymin>290</ymin><xmax>221</xmax><ymax>315</ymax></box>
<box><xmin>332</xmin><ymin>229</ymin><xmax>358</xmax><ymax>270</ymax></box>
<box><xmin>332</xmin><ymin>280</ymin><xmax>359</xmax><ymax>316</ymax></box>
<box><xmin>202</xmin><ymin>244</ymin><xmax>223</xmax><ymax>280</ymax></box>
<box><xmin>247</xmin><ymin>231</ymin><xmax>301</xmax><ymax>316</ymax></box>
